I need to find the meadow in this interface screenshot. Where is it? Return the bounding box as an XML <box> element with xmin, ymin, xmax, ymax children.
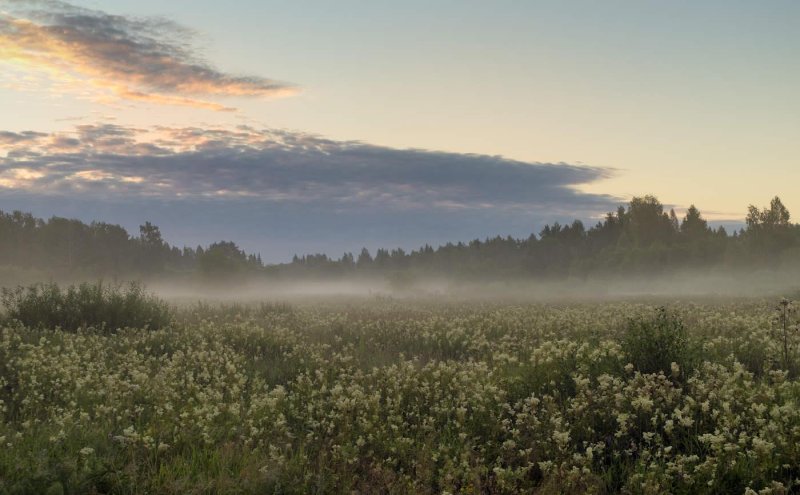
<box><xmin>1</xmin><ymin>288</ymin><xmax>799</xmax><ymax>494</ymax></box>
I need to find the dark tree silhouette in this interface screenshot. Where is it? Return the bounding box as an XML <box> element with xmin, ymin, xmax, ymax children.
<box><xmin>1</xmin><ymin>195</ymin><xmax>798</xmax><ymax>283</ymax></box>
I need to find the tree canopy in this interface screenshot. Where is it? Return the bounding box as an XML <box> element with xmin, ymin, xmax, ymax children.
<box><xmin>0</xmin><ymin>195</ymin><xmax>798</xmax><ymax>283</ymax></box>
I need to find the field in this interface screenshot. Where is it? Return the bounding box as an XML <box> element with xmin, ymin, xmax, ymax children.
<box><xmin>1</xmin><ymin>296</ymin><xmax>800</xmax><ymax>494</ymax></box>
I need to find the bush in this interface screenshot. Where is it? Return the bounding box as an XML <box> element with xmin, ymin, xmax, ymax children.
<box><xmin>0</xmin><ymin>281</ymin><xmax>171</xmax><ymax>331</ymax></box>
<box><xmin>621</xmin><ymin>307</ymin><xmax>692</xmax><ymax>376</ymax></box>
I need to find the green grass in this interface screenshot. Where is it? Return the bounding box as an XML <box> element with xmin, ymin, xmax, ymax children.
<box><xmin>0</xmin><ymin>282</ymin><xmax>171</xmax><ymax>332</ymax></box>
<box><xmin>1</xmin><ymin>298</ymin><xmax>799</xmax><ymax>494</ymax></box>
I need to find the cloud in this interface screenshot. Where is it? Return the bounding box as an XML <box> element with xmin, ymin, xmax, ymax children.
<box><xmin>0</xmin><ymin>123</ymin><xmax>617</xmax><ymax>209</ymax></box>
<box><xmin>0</xmin><ymin>130</ymin><xmax>47</xmax><ymax>144</ymax></box>
<box><xmin>0</xmin><ymin>123</ymin><xmax>620</xmax><ymax>260</ymax></box>
<box><xmin>0</xmin><ymin>0</ymin><xmax>296</xmax><ymax>110</ymax></box>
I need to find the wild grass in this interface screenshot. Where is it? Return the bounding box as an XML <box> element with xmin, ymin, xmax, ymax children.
<box><xmin>0</xmin><ymin>297</ymin><xmax>799</xmax><ymax>494</ymax></box>
<box><xmin>0</xmin><ymin>282</ymin><xmax>171</xmax><ymax>332</ymax></box>
<box><xmin>621</xmin><ymin>307</ymin><xmax>696</xmax><ymax>377</ymax></box>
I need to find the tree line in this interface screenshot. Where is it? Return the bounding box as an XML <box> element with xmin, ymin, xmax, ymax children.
<box><xmin>0</xmin><ymin>214</ymin><xmax>261</xmax><ymax>282</ymax></box>
<box><xmin>282</xmin><ymin>196</ymin><xmax>800</xmax><ymax>280</ymax></box>
<box><xmin>0</xmin><ymin>195</ymin><xmax>798</xmax><ymax>283</ymax></box>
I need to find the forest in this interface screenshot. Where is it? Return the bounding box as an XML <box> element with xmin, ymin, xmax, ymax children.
<box><xmin>0</xmin><ymin>195</ymin><xmax>798</xmax><ymax>284</ymax></box>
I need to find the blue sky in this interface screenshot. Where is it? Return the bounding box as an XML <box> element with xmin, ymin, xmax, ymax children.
<box><xmin>0</xmin><ymin>0</ymin><xmax>798</xmax><ymax>260</ymax></box>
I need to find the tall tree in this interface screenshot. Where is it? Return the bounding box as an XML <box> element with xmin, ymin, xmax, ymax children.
<box><xmin>680</xmin><ymin>205</ymin><xmax>710</xmax><ymax>240</ymax></box>
<box><xmin>625</xmin><ymin>195</ymin><xmax>676</xmax><ymax>247</ymax></box>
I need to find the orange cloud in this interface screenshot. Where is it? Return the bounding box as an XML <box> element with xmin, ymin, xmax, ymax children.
<box><xmin>0</xmin><ymin>2</ymin><xmax>297</xmax><ymax>110</ymax></box>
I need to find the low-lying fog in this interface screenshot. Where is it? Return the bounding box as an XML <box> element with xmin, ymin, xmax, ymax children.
<box><xmin>147</xmin><ymin>266</ymin><xmax>800</xmax><ymax>304</ymax></box>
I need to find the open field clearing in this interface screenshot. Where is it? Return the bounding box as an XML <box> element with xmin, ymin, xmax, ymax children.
<box><xmin>3</xmin><ymin>0</ymin><xmax>798</xmax><ymax>492</ymax></box>
<box><xmin>1</xmin><ymin>297</ymin><xmax>799</xmax><ymax>494</ymax></box>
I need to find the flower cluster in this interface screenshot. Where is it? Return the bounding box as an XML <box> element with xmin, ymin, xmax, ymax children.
<box><xmin>0</xmin><ymin>300</ymin><xmax>798</xmax><ymax>493</ymax></box>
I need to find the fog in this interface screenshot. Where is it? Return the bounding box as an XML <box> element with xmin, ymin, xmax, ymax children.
<box><xmin>144</xmin><ymin>266</ymin><xmax>800</xmax><ymax>306</ymax></box>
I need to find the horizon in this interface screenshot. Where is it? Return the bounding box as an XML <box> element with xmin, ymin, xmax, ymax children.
<box><xmin>0</xmin><ymin>194</ymin><xmax>752</xmax><ymax>264</ymax></box>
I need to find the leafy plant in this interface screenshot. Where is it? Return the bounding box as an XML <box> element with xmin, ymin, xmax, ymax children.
<box><xmin>0</xmin><ymin>281</ymin><xmax>171</xmax><ymax>331</ymax></box>
<box><xmin>621</xmin><ymin>306</ymin><xmax>692</xmax><ymax>377</ymax></box>
<box><xmin>772</xmin><ymin>298</ymin><xmax>799</xmax><ymax>374</ymax></box>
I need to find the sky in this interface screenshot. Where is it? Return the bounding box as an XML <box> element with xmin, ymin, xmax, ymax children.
<box><xmin>0</xmin><ymin>0</ymin><xmax>798</xmax><ymax>261</ymax></box>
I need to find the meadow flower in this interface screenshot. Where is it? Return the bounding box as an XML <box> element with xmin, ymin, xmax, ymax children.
<box><xmin>2</xmin><ymin>301</ymin><xmax>799</xmax><ymax>493</ymax></box>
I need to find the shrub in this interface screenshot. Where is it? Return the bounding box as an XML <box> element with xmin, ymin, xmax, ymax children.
<box><xmin>0</xmin><ymin>281</ymin><xmax>171</xmax><ymax>331</ymax></box>
<box><xmin>621</xmin><ymin>307</ymin><xmax>692</xmax><ymax>376</ymax></box>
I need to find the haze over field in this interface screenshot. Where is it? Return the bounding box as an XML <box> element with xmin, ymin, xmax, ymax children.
<box><xmin>6</xmin><ymin>3</ymin><xmax>800</xmax><ymax>494</ymax></box>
